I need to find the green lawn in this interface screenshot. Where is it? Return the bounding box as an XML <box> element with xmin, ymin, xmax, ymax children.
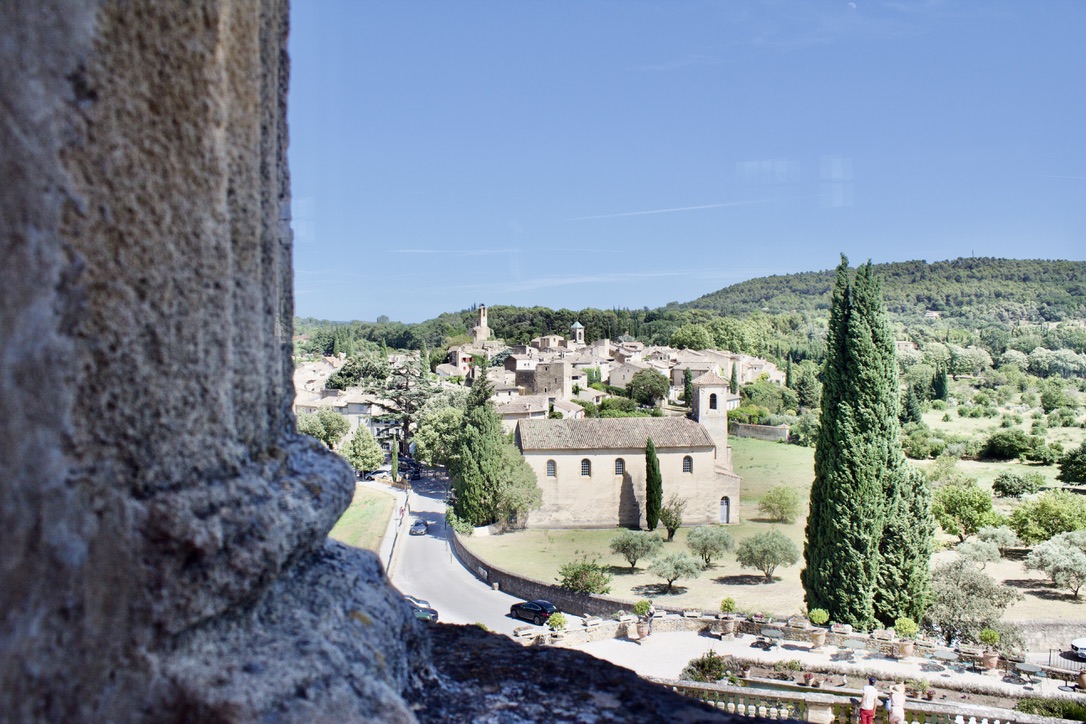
<box><xmin>329</xmin><ymin>486</ymin><xmax>396</xmax><ymax>552</ymax></box>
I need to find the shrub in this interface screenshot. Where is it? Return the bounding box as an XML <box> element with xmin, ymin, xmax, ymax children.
<box><xmin>895</xmin><ymin>616</ymin><xmax>919</xmax><ymax>639</ymax></box>
<box><xmin>736</xmin><ymin>530</ymin><xmax>800</xmax><ymax>583</ymax></box>
<box><xmin>979</xmin><ymin>628</ymin><xmax>1000</xmax><ymax>648</ymax></box>
<box><xmin>758</xmin><ymin>486</ymin><xmax>802</xmax><ymax>523</ymax></box>
<box><xmin>1016</xmin><ymin>698</ymin><xmax>1086</xmax><ymax>720</ymax></box>
<box><xmin>633</xmin><ymin>599</ymin><xmax>652</xmax><ymax>617</ymax></box>
<box><xmin>720</xmin><ymin>597</ymin><xmax>737</xmax><ymax>614</ymax></box>
<box><xmin>556</xmin><ymin>556</ymin><xmax>612</xmax><ymax>595</ymax></box>
<box><xmin>1008</xmin><ymin>490</ymin><xmax>1086</xmax><ymax>544</ymax></box>
<box><xmin>981</xmin><ymin>429</ymin><xmax>1038</xmax><ymax>460</ymax></box>
<box><xmin>977</xmin><ymin>525</ymin><xmax>1020</xmax><ymax>556</ymax></box>
<box><xmin>1058</xmin><ymin>444</ymin><xmax>1086</xmax><ymax>485</ymax></box>
<box><xmin>445</xmin><ymin>509</ymin><xmax>474</xmax><ymax>535</ymax></box>
<box><xmin>992</xmin><ymin>470</ymin><xmax>1044</xmax><ymax>498</ymax></box>
<box><xmin>808</xmin><ymin>608</ymin><xmax>829</xmax><ymax>625</ymax></box>
<box><xmin>546</xmin><ymin>612</ymin><xmax>567</xmax><ymax>631</ymax></box>
<box><xmin>680</xmin><ymin>651</ymin><xmax>731</xmax><ymax>683</ymax></box>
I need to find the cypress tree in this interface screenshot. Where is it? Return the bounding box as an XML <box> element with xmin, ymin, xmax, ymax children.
<box><xmin>645</xmin><ymin>437</ymin><xmax>663</xmax><ymax>530</ymax></box>
<box><xmin>729</xmin><ymin>365</ymin><xmax>739</xmax><ymax>395</ymax></box>
<box><xmin>932</xmin><ymin>366</ymin><xmax>949</xmax><ymax>401</ymax></box>
<box><xmin>875</xmin><ymin>466</ymin><xmax>933</xmax><ymax>624</ymax></box>
<box><xmin>802</xmin><ymin>257</ymin><xmax>920</xmax><ymax>629</ymax></box>
<box><xmin>785</xmin><ymin>357</ymin><xmax>793</xmax><ymax>388</ymax></box>
<box><xmin>902</xmin><ymin>385</ymin><xmax>924</xmax><ymax>425</ymax></box>
<box><xmin>683</xmin><ymin>367</ymin><xmax>694</xmax><ymax>408</ymax></box>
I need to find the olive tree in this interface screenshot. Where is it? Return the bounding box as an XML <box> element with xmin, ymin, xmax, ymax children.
<box><xmin>737</xmin><ymin>529</ymin><xmax>799</xmax><ymax>583</ymax></box>
<box><xmin>659</xmin><ymin>494</ymin><xmax>687</xmax><ymax>542</ymax></box>
<box><xmin>923</xmin><ymin>558</ymin><xmax>1021</xmax><ymax>646</ymax></box>
<box><xmin>1025</xmin><ymin>531</ymin><xmax>1086</xmax><ymax>598</ymax></box>
<box><xmin>686</xmin><ymin>525</ymin><xmax>735</xmax><ymax>568</ymax></box>
<box><xmin>609</xmin><ymin>530</ymin><xmax>663</xmax><ymax>571</ymax></box>
<box><xmin>648</xmin><ymin>552</ymin><xmax>703</xmax><ymax>593</ymax></box>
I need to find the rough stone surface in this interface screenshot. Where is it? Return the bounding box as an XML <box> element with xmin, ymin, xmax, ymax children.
<box><xmin>1</xmin><ymin>2</ymin><xmax>425</xmax><ymax>720</ymax></box>
<box><xmin>417</xmin><ymin>625</ymin><xmax>725</xmax><ymax>723</ymax></box>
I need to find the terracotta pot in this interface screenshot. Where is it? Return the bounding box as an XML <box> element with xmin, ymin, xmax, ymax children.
<box><xmin>810</xmin><ymin>629</ymin><xmax>827</xmax><ymax>649</ymax></box>
<box><xmin>721</xmin><ymin>618</ymin><xmax>737</xmax><ymax>636</ymax></box>
<box><xmin>896</xmin><ymin>640</ymin><xmax>915</xmax><ymax>659</ymax></box>
<box><xmin>636</xmin><ymin>621</ymin><xmax>650</xmax><ymax>639</ymax></box>
<box><xmin>1077</xmin><ymin>671</ymin><xmax>1086</xmax><ymax>690</ymax></box>
<box><xmin>981</xmin><ymin>650</ymin><xmax>999</xmax><ymax>670</ymax></box>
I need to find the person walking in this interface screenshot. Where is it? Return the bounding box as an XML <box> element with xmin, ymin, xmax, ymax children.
<box><xmin>647</xmin><ymin>602</ymin><xmax>657</xmax><ymax>635</ymax></box>
<box><xmin>888</xmin><ymin>682</ymin><xmax>907</xmax><ymax>724</ymax></box>
<box><xmin>858</xmin><ymin>676</ymin><xmax>879</xmax><ymax>724</ymax></box>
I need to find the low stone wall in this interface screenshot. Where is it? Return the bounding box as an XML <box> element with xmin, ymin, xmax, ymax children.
<box><xmin>729</xmin><ymin>422</ymin><xmax>790</xmax><ymax>442</ymax></box>
<box><xmin>1008</xmin><ymin>620</ymin><xmax>1086</xmax><ymax>654</ymax></box>
<box><xmin>451</xmin><ymin>530</ymin><xmax>637</xmax><ymax>617</ymax></box>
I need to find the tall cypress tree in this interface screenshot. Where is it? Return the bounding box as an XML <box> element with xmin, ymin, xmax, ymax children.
<box><xmin>875</xmin><ymin>466</ymin><xmax>933</xmax><ymax>625</ymax></box>
<box><xmin>932</xmin><ymin>366</ymin><xmax>949</xmax><ymax>401</ymax></box>
<box><xmin>729</xmin><ymin>364</ymin><xmax>739</xmax><ymax>395</ymax></box>
<box><xmin>645</xmin><ymin>437</ymin><xmax>663</xmax><ymax>530</ymax></box>
<box><xmin>785</xmin><ymin>357</ymin><xmax>794</xmax><ymax>388</ymax></box>
<box><xmin>682</xmin><ymin>367</ymin><xmax>694</xmax><ymax>408</ymax></box>
<box><xmin>802</xmin><ymin>258</ymin><xmax>919</xmax><ymax>629</ymax></box>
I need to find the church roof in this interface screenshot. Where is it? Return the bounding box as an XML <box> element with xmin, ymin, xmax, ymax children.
<box><xmin>570</xmin><ymin>321</ymin><xmax>584</xmax><ymax>329</ymax></box>
<box><xmin>517</xmin><ymin>417</ymin><xmax>714</xmax><ymax>451</ymax></box>
<box><xmin>692</xmin><ymin>370</ymin><xmax>729</xmax><ymax>387</ymax></box>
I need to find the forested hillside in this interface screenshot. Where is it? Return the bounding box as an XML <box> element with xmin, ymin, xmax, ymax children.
<box><xmin>295</xmin><ymin>258</ymin><xmax>1086</xmax><ymax>364</ymax></box>
<box><xmin>685</xmin><ymin>258</ymin><xmax>1086</xmax><ymax>324</ymax></box>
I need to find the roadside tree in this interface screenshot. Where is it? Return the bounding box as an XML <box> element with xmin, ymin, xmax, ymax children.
<box><xmin>341</xmin><ymin>427</ymin><xmax>384</xmax><ymax>473</ymax></box>
<box><xmin>297</xmin><ymin>409</ymin><xmax>350</xmax><ymax>450</ymax></box>
<box><xmin>686</xmin><ymin>525</ymin><xmax>735</xmax><ymax>568</ymax></box>
<box><xmin>648</xmin><ymin>552</ymin><xmax>703</xmax><ymax>593</ymax></box>
<box><xmin>413</xmin><ymin>406</ymin><xmax>464</xmax><ymax>470</ymax></box>
<box><xmin>738</xmin><ymin>529</ymin><xmax>799</xmax><ymax>583</ymax></box>
<box><xmin>557</xmin><ymin>556</ymin><xmax>612</xmax><ymax>595</ymax></box>
<box><xmin>609</xmin><ymin>530</ymin><xmax>663</xmax><ymax>571</ymax></box>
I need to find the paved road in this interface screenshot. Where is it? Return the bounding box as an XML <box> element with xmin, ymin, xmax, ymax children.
<box><xmin>389</xmin><ymin>468</ymin><xmax>554</xmax><ymax>636</ymax></box>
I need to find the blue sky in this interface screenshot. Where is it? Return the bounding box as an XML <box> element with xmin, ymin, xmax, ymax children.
<box><xmin>288</xmin><ymin>1</ymin><xmax>1085</xmax><ymax>324</ymax></box>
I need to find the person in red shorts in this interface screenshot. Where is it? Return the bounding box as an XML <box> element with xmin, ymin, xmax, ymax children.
<box><xmin>859</xmin><ymin>676</ymin><xmax>879</xmax><ymax>724</ymax></box>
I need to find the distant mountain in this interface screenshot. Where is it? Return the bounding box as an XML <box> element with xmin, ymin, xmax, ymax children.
<box><xmin>682</xmin><ymin>258</ymin><xmax>1086</xmax><ymax>324</ymax></box>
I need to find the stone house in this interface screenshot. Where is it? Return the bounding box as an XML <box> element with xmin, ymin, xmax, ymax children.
<box><xmin>515</xmin><ymin>417</ymin><xmax>741</xmax><ymax>529</ymax></box>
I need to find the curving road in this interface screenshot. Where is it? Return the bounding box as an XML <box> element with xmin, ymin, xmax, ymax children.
<box><xmin>388</xmin><ymin>468</ymin><xmax>568</xmax><ymax>636</ymax></box>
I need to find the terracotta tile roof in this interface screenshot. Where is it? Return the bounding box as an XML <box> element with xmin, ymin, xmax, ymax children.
<box><xmin>692</xmin><ymin>370</ymin><xmax>729</xmax><ymax>387</ymax></box>
<box><xmin>517</xmin><ymin>417</ymin><xmax>715</xmax><ymax>451</ymax></box>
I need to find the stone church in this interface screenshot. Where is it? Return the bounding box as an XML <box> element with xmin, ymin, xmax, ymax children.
<box><xmin>515</xmin><ymin>367</ymin><xmax>741</xmax><ymax>528</ymax></box>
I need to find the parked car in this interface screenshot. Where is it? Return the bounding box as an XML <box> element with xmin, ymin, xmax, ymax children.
<box><xmin>510</xmin><ymin>599</ymin><xmax>558</xmax><ymax>626</ymax></box>
<box><xmin>409</xmin><ymin>519</ymin><xmax>428</xmax><ymax>536</ymax></box>
<box><xmin>1071</xmin><ymin>637</ymin><xmax>1086</xmax><ymax>659</ymax></box>
<box><xmin>404</xmin><ymin>596</ymin><xmax>438</xmax><ymax>622</ymax></box>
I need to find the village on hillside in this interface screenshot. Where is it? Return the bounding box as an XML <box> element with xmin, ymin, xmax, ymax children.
<box><xmin>293</xmin><ymin>305</ymin><xmax>794</xmax><ymax>529</ymax></box>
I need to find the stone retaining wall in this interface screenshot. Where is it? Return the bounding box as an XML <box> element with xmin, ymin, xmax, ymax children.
<box><xmin>729</xmin><ymin>422</ymin><xmax>790</xmax><ymax>442</ymax></box>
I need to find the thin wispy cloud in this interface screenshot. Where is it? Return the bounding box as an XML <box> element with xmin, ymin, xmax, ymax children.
<box><xmin>568</xmin><ymin>200</ymin><xmax>766</xmax><ymax>222</ymax></box>
<box><xmin>389</xmin><ymin>248</ymin><xmax>521</xmax><ymax>256</ymax></box>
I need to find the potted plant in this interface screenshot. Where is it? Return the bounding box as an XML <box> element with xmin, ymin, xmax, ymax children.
<box><xmin>978</xmin><ymin>628</ymin><xmax>1001</xmax><ymax>670</ymax></box>
<box><xmin>547</xmin><ymin>611</ymin><xmax>568</xmax><ymax>639</ymax></box>
<box><xmin>633</xmin><ymin>599</ymin><xmax>652</xmax><ymax>639</ymax></box>
<box><xmin>719</xmin><ymin>598</ymin><xmax>738</xmax><ymax>636</ymax></box>
<box><xmin>808</xmin><ymin>609</ymin><xmax>829</xmax><ymax>649</ymax></box>
<box><xmin>895</xmin><ymin>616</ymin><xmax>919</xmax><ymax>658</ymax></box>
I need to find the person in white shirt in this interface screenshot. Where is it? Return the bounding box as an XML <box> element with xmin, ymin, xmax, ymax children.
<box><xmin>859</xmin><ymin>676</ymin><xmax>879</xmax><ymax>724</ymax></box>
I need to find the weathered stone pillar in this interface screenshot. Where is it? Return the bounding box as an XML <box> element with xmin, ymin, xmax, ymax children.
<box><xmin>1</xmin><ymin>2</ymin><xmax>424</xmax><ymax>720</ymax></box>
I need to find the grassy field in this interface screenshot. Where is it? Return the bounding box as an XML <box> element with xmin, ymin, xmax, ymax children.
<box><xmin>465</xmin><ymin>428</ymin><xmax>1086</xmax><ymax>620</ymax></box>
<box><xmin>329</xmin><ymin>485</ymin><xmax>396</xmax><ymax>552</ymax></box>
